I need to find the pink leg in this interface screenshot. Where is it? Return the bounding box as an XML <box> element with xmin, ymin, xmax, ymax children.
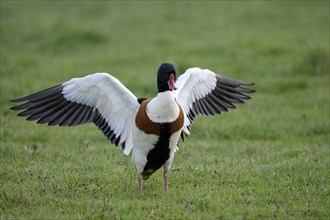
<box><xmin>138</xmin><ymin>173</ymin><xmax>144</xmax><ymax>194</ymax></box>
<box><xmin>164</xmin><ymin>171</ymin><xmax>169</xmax><ymax>192</ymax></box>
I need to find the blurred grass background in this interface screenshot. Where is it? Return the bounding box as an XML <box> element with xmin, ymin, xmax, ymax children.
<box><xmin>0</xmin><ymin>1</ymin><xmax>329</xmax><ymax>219</ymax></box>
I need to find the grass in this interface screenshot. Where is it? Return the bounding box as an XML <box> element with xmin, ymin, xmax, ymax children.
<box><xmin>1</xmin><ymin>1</ymin><xmax>329</xmax><ymax>219</ymax></box>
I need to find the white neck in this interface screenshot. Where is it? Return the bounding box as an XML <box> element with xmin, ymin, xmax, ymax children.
<box><xmin>146</xmin><ymin>91</ymin><xmax>179</xmax><ymax>123</ymax></box>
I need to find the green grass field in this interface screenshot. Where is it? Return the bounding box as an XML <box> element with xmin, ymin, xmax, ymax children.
<box><xmin>1</xmin><ymin>1</ymin><xmax>329</xmax><ymax>219</ymax></box>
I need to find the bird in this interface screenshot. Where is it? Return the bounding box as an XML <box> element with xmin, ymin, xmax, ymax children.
<box><xmin>10</xmin><ymin>63</ymin><xmax>254</xmax><ymax>194</ymax></box>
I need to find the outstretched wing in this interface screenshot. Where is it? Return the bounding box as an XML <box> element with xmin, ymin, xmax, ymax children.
<box><xmin>173</xmin><ymin>67</ymin><xmax>254</xmax><ymax>136</ymax></box>
<box><xmin>11</xmin><ymin>73</ymin><xmax>140</xmax><ymax>155</ymax></box>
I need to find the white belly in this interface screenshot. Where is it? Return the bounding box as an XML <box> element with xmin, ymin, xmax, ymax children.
<box><xmin>131</xmin><ymin>125</ymin><xmax>182</xmax><ymax>174</ymax></box>
<box><xmin>131</xmin><ymin>126</ymin><xmax>158</xmax><ymax>173</ymax></box>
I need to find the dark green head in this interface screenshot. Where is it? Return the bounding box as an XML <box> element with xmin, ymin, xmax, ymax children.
<box><xmin>157</xmin><ymin>63</ymin><xmax>177</xmax><ymax>93</ymax></box>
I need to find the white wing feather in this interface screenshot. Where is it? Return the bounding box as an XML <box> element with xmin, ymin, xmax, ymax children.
<box><xmin>174</xmin><ymin>67</ymin><xmax>254</xmax><ymax>136</ymax></box>
<box><xmin>62</xmin><ymin>73</ymin><xmax>139</xmax><ymax>155</ymax></box>
<box><xmin>174</xmin><ymin>68</ymin><xmax>217</xmax><ymax>134</ymax></box>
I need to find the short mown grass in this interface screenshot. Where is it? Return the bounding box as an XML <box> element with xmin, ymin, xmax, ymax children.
<box><xmin>1</xmin><ymin>1</ymin><xmax>329</xmax><ymax>219</ymax></box>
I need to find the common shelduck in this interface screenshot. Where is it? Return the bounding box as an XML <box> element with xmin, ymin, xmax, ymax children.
<box><xmin>11</xmin><ymin>63</ymin><xmax>254</xmax><ymax>194</ymax></box>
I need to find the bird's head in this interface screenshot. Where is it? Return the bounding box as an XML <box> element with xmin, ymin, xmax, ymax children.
<box><xmin>157</xmin><ymin>63</ymin><xmax>177</xmax><ymax>93</ymax></box>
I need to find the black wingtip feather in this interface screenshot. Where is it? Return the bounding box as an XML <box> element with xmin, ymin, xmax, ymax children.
<box><xmin>10</xmin><ymin>84</ymin><xmax>63</xmax><ymax>103</ymax></box>
<box><xmin>10</xmin><ymin>104</ymin><xmax>27</xmax><ymax>111</ymax></box>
